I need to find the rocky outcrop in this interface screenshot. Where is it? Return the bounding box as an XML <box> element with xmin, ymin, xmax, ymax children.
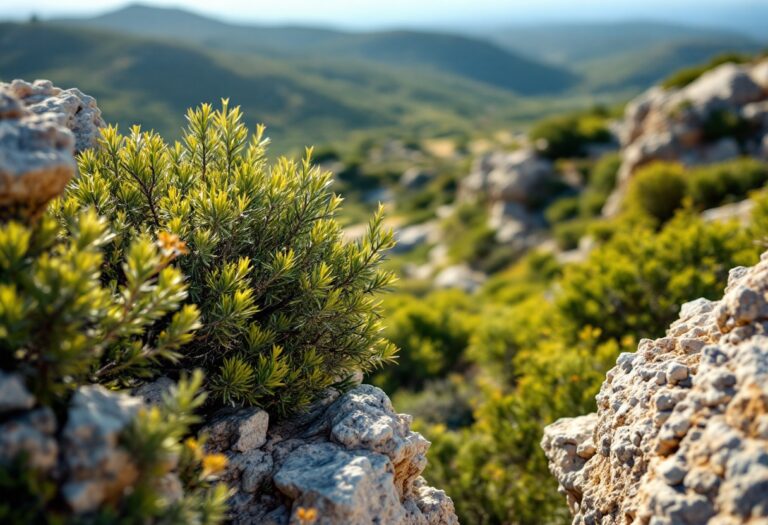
<box><xmin>201</xmin><ymin>384</ymin><xmax>458</xmax><ymax>525</ymax></box>
<box><xmin>459</xmin><ymin>148</ymin><xmax>551</xmax><ymax>246</ymax></box>
<box><xmin>3</xmin><ymin>79</ymin><xmax>105</xmax><ymax>152</ymax></box>
<box><xmin>0</xmin><ymin>380</ymin><xmax>152</xmax><ymax>513</ymax></box>
<box><xmin>604</xmin><ymin>59</ymin><xmax>768</xmax><ymax>215</ymax></box>
<box><xmin>542</xmin><ymin>252</ymin><xmax>768</xmax><ymax>524</ymax></box>
<box><xmin>0</xmin><ymin>79</ymin><xmax>104</xmax><ymax>218</ymax></box>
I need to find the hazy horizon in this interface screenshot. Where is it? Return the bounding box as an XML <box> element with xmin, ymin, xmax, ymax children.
<box><xmin>2</xmin><ymin>0</ymin><xmax>767</xmax><ymax>34</ymax></box>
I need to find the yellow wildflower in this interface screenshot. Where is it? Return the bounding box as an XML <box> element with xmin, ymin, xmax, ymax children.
<box><xmin>202</xmin><ymin>453</ymin><xmax>228</xmax><ymax>476</ymax></box>
<box><xmin>296</xmin><ymin>507</ymin><xmax>318</xmax><ymax>524</ymax></box>
<box><xmin>184</xmin><ymin>437</ymin><xmax>202</xmax><ymax>459</ymax></box>
<box><xmin>157</xmin><ymin>231</ymin><xmax>189</xmax><ymax>258</ymax></box>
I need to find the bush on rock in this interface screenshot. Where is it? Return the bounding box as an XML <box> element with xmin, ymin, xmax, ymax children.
<box><xmin>58</xmin><ymin>101</ymin><xmax>397</xmax><ymax>415</ymax></box>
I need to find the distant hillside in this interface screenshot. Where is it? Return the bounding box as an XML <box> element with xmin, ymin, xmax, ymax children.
<box><xmin>58</xmin><ymin>3</ymin><xmax>577</xmax><ymax>95</ymax></box>
<box><xmin>579</xmin><ymin>39</ymin><xmax>762</xmax><ymax>93</ymax></box>
<box><xmin>485</xmin><ymin>21</ymin><xmax>759</xmax><ymax>64</ymax></box>
<box><xmin>482</xmin><ymin>21</ymin><xmax>761</xmax><ymax>94</ymax></box>
<box><xmin>1</xmin><ymin>22</ymin><xmax>561</xmax><ymax>151</ymax></box>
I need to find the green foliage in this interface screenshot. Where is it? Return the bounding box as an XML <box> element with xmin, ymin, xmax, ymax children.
<box><xmin>625</xmin><ymin>162</ymin><xmax>687</xmax><ymax>223</ymax></box>
<box><xmin>544</xmin><ymin>195</ymin><xmax>580</xmax><ymax>224</ymax></box>
<box><xmin>0</xmin><ymin>208</ymin><xmax>224</xmax><ymax>523</ymax></box>
<box><xmin>59</xmin><ymin>102</ymin><xmax>397</xmax><ymax>415</ymax></box>
<box><xmin>375</xmin><ymin>290</ymin><xmax>475</xmax><ymax>392</ymax></box>
<box><xmin>579</xmin><ymin>152</ymin><xmax>620</xmax><ymax>216</ymax></box>
<box><xmin>0</xmin><ymin>211</ymin><xmax>199</xmax><ymax>405</ymax></box>
<box><xmin>701</xmin><ymin>109</ymin><xmax>753</xmax><ymax>144</ymax></box>
<box><xmin>530</xmin><ymin>107</ymin><xmax>613</xmax><ymax>160</ymax></box>
<box><xmin>442</xmin><ymin>202</ymin><xmax>497</xmax><ymax>267</ymax></box>
<box><xmin>116</xmin><ymin>371</ymin><xmax>228</xmax><ymax>525</ymax></box>
<box><xmin>624</xmin><ymin>159</ymin><xmax>768</xmax><ymax>225</ymax></box>
<box><xmin>686</xmin><ymin>158</ymin><xmax>768</xmax><ymax>209</ymax></box>
<box><xmin>557</xmin><ymin>211</ymin><xmax>757</xmax><ymax>343</ymax></box>
<box><xmin>400</xmin><ymin>205</ymin><xmax>761</xmax><ymax>524</ymax></box>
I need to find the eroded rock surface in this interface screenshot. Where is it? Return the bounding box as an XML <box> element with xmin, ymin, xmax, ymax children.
<box><xmin>0</xmin><ymin>79</ymin><xmax>104</xmax><ymax>217</ymax></box>
<box><xmin>542</xmin><ymin>253</ymin><xmax>768</xmax><ymax>524</ymax></box>
<box><xmin>204</xmin><ymin>384</ymin><xmax>458</xmax><ymax>525</ymax></box>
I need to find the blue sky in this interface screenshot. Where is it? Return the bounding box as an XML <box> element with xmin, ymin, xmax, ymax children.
<box><xmin>2</xmin><ymin>0</ymin><xmax>766</xmax><ymax>31</ymax></box>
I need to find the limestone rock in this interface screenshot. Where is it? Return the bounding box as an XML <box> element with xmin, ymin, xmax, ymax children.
<box><xmin>542</xmin><ymin>252</ymin><xmax>768</xmax><ymax>524</ymax></box>
<box><xmin>0</xmin><ymin>407</ymin><xmax>58</xmax><ymax>471</ymax></box>
<box><xmin>203</xmin><ymin>407</ymin><xmax>270</xmax><ymax>453</ymax></box>
<box><xmin>132</xmin><ymin>375</ymin><xmax>175</xmax><ymax>406</ymax></box>
<box><xmin>3</xmin><ymin>79</ymin><xmax>105</xmax><ymax>152</ymax></box>
<box><xmin>0</xmin><ymin>79</ymin><xmax>104</xmax><ymax>217</ymax></box>
<box><xmin>461</xmin><ymin>148</ymin><xmax>555</xmax><ymax>206</ymax></box>
<box><xmin>219</xmin><ymin>385</ymin><xmax>458</xmax><ymax>525</ymax></box>
<box><xmin>0</xmin><ymin>370</ymin><xmax>35</xmax><ymax>412</ymax></box>
<box><xmin>604</xmin><ymin>59</ymin><xmax>768</xmax><ymax>216</ymax></box>
<box><xmin>400</xmin><ymin>168</ymin><xmax>434</xmax><ymax>189</ymax></box>
<box><xmin>433</xmin><ymin>264</ymin><xmax>486</xmax><ymax>293</ymax></box>
<box><xmin>61</xmin><ymin>386</ymin><xmax>142</xmax><ymax>513</ymax></box>
<box><xmin>274</xmin><ymin>442</ymin><xmax>404</xmax><ymax>525</ymax></box>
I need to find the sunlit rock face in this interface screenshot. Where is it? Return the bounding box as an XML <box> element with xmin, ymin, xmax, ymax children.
<box><xmin>605</xmin><ymin>59</ymin><xmax>768</xmax><ymax>216</ymax></box>
<box><xmin>195</xmin><ymin>384</ymin><xmax>458</xmax><ymax>525</ymax></box>
<box><xmin>543</xmin><ymin>251</ymin><xmax>768</xmax><ymax>524</ymax></box>
<box><xmin>0</xmin><ymin>79</ymin><xmax>104</xmax><ymax>218</ymax></box>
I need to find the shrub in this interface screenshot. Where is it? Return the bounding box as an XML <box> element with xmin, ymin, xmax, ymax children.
<box><xmin>0</xmin><ymin>211</ymin><xmax>199</xmax><ymax>404</ymax></box>
<box><xmin>625</xmin><ymin>162</ymin><xmax>687</xmax><ymax>223</ymax></box>
<box><xmin>544</xmin><ymin>195</ymin><xmax>580</xmax><ymax>224</ymax></box>
<box><xmin>375</xmin><ymin>289</ymin><xmax>476</xmax><ymax>392</ymax></box>
<box><xmin>687</xmin><ymin>158</ymin><xmax>768</xmax><ymax>209</ymax></box>
<box><xmin>0</xmin><ymin>211</ymin><xmax>226</xmax><ymax>524</ymax></box>
<box><xmin>530</xmin><ymin>109</ymin><xmax>612</xmax><ymax>160</ymax></box>
<box><xmin>552</xmin><ymin>218</ymin><xmax>591</xmax><ymax>250</ymax></box>
<box><xmin>701</xmin><ymin>109</ymin><xmax>753</xmax><ymax>145</ymax></box>
<box><xmin>59</xmin><ymin>101</ymin><xmax>397</xmax><ymax>415</ymax></box>
<box><xmin>557</xmin><ymin>211</ymin><xmax>758</xmax><ymax>343</ymax></box>
<box><xmin>421</xmin><ymin>207</ymin><xmax>761</xmax><ymax>524</ymax></box>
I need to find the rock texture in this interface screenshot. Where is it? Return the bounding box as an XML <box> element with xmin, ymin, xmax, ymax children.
<box><xmin>542</xmin><ymin>252</ymin><xmax>768</xmax><ymax>524</ymax></box>
<box><xmin>201</xmin><ymin>384</ymin><xmax>458</xmax><ymax>525</ymax></box>
<box><xmin>0</xmin><ymin>79</ymin><xmax>104</xmax><ymax>218</ymax></box>
<box><xmin>459</xmin><ymin>148</ymin><xmax>551</xmax><ymax>247</ymax></box>
<box><xmin>0</xmin><ymin>380</ymin><xmax>147</xmax><ymax>513</ymax></box>
<box><xmin>604</xmin><ymin>59</ymin><xmax>768</xmax><ymax>215</ymax></box>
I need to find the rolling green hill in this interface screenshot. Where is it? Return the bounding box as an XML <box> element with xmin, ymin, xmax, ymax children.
<box><xmin>483</xmin><ymin>21</ymin><xmax>761</xmax><ymax>93</ymax></box>
<box><xmin>3</xmin><ymin>22</ymin><xmax>589</xmax><ymax>152</ymax></box>
<box><xmin>485</xmin><ymin>21</ymin><xmax>759</xmax><ymax>65</ymax></box>
<box><xmin>578</xmin><ymin>38</ymin><xmax>763</xmax><ymax>93</ymax></box>
<box><xmin>58</xmin><ymin>3</ymin><xmax>577</xmax><ymax>95</ymax></box>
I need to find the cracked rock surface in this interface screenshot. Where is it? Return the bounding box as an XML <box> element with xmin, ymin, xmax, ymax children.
<box><xmin>203</xmin><ymin>384</ymin><xmax>458</xmax><ymax>525</ymax></box>
<box><xmin>542</xmin><ymin>252</ymin><xmax>768</xmax><ymax>524</ymax></box>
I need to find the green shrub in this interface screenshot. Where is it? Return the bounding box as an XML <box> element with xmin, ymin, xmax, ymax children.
<box><xmin>59</xmin><ymin>102</ymin><xmax>397</xmax><ymax>415</ymax></box>
<box><xmin>701</xmin><ymin>109</ymin><xmax>753</xmax><ymax>144</ymax></box>
<box><xmin>545</xmin><ymin>195</ymin><xmax>580</xmax><ymax>224</ymax></box>
<box><xmin>557</xmin><ymin>211</ymin><xmax>757</xmax><ymax>342</ymax></box>
<box><xmin>625</xmin><ymin>162</ymin><xmax>687</xmax><ymax>223</ymax></box>
<box><xmin>687</xmin><ymin>158</ymin><xmax>768</xmax><ymax>209</ymax></box>
<box><xmin>375</xmin><ymin>289</ymin><xmax>475</xmax><ymax>392</ymax></box>
<box><xmin>530</xmin><ymin>109</ymin><xmax>612</xmax><ymax>160</ymax></box>
<box><xmin>552</xmin><ymin>218</ymin><xmax>591</xmax><ymax>250</ymax></box>
<box><xmin>421</xmin><ymin>207</ymin><xmax>761</xmax><ymax>524</ymax></box>
<box><xmin>0</xmin><ymin>211</ymin><xmax>198</xmax><ymax>404</ymax></box>
<box><xmin>0</xmin><ymin>211</ymin><xmax>226</xmax><ymax>524</ymax></box>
